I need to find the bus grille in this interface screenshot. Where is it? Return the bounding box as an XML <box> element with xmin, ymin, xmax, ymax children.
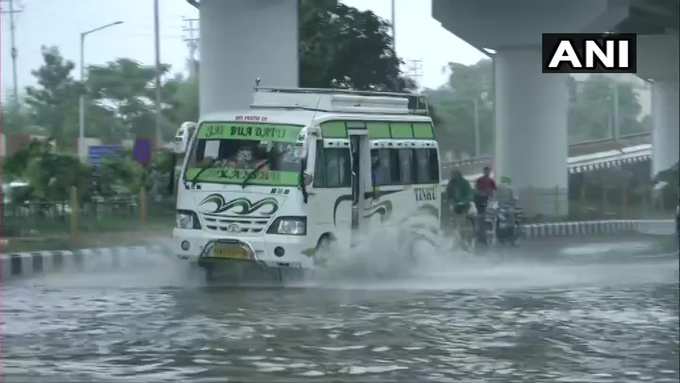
<box><xmin>200</xmin><ymin>214</ymin><xmax>271</xmax><ymax>234</ymax></box>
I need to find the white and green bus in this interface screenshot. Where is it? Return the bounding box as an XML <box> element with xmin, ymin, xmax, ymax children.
<box><xmin>173</xmin><ymin>88</ymin><xmax>441</xmax><ymax>277</ymax></box>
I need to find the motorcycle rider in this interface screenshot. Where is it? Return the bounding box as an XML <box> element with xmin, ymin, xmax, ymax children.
<box><xmin>495</xmin><ymin>176</ymin><xmax>521</xmax><ymax>244</ymax></box>
<box><xmin>474</xmin><ymin>166</ymin><xmax>497</xmax><ymax>214</ymax></box>
<box><xmin>446</xmin><ymin>169</ymin><xmax>474</xmax><ymax>231</ymax></box>
<box><xmin>496</xmin><ymin>176</ymin><xmax>516</xmax><ymax>208</ymax></box>
<box><xmin>472</xmin><ymin>166</ymin><xmax>497</xmax><ymax>245</ymax></box>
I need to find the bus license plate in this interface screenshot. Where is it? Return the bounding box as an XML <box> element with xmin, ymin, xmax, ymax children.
<box><xmin>212</xmin><ymin>244</ymin><xmax>250</xmax><ymax>260</ymax></box>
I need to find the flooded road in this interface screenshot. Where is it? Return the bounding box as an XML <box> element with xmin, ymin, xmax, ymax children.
<box><xmin>2</xmin><ymin>238</ymin><xmax>678</xmax><ymax>382</ymax></box>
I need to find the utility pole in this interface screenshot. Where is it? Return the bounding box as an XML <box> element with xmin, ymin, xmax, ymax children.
<box><xmin>391</xmin><ymin>0</ymin><xmax>396</xmax><ymax>52</ymax></box>
<box><xmin>182</xmin><ymin>17</ymin><xmax>200</xmax><ymax>79</ymax></box>
<box><xmin>80</xmin><ymin>34</ymin><xmax>85</xmax><ymax>159</ymax></box>
<box><xmin>1</xmin><ymin>0</ymin><xmax>23</xmax><ymax>104</ymax></box>
<box><xmin>473</xmin><ymin>98</ymin><xmax>480</xmax><ymax>157</ymax></box>
<box><xmin>405</xmin><ymin>59</ymin><xmax>423</xmax><ymax>88</ymax></box>
<box><xmin>612</xmin><ymin>81</ymin><xmax>619</xmax><ymax>143</ymax></box>
<box><xmin>153</xmin><ymin>0</ymin><xmax>163</xmax><ymax>147</ymax></box>
<box><xmin>9</xmin><ymin>0</ymin><xmax>18</xmax><ymax>103</ymax></box>
<box><xmin>78</xmin><ymin>21</ymin><xmax>123</xmax><ymax>161</ymax></box>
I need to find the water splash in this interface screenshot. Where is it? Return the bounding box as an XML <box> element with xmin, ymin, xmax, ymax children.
<box><xmin>309</xmin><ymin>219</ymin><xmax>678</xmax><ymax>291</ymax></box>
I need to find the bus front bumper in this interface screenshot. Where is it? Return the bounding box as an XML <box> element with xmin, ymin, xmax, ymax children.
<box><xmin>172</xmin><ymin>228</ymin><xmax>312</xmax><ymax>269</ymax></box>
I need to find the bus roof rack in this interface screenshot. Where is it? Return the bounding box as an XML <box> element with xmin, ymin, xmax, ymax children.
<box><xmin>253</xmin><ymin>87</ymin><xmax>430</xmax><ymax>116</ymax></box>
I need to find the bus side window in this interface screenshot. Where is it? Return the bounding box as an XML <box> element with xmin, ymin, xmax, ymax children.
<box><xmin>315</xmin><ymin>145</ymin><xmax>351</xmax><ymax>188</ymax></box>
<box><xmin>388</xmin><ymin>150</ymin><xmax>400</xmax><ymax>183</ymax></box>
<box><xmin>429</xmin><ymin>149</ymin><xmax>440</xmax><ymax>182</ymax></box>
<box><xmin>397</xmin><ymin>149</ymin><xmax>415</xmax><ymax>185</ymax></box>
<box><xmin>415</xmin><ymin>148</ymin><xmax>439</xmax><ymax>184</ymax></box>
<box><xmin>372</xmin><ymin>149</ymin><xmax>396</xmax><ymax>186</ymax></box>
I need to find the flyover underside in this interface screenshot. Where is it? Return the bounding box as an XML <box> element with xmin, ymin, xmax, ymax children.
<box><xmin>432</xmin><ymin>0</ymin><xmax>677</xmax><ymax>216</ymax></box>
<box><xmin>431</xmin><ymin>0</ymin><xmax>632</xmax><ymax>217</ymax></box>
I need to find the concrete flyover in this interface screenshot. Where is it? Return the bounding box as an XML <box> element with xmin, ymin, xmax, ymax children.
<box><xmin>617</xmin><ymin>1</ymin><xmax>679</xmax><ymax>176</ymax></box>
<box><xmin>192</xmin><ymin>0</ymin><xmax>299</xmax><ymax>114</ymax></box>
<box><xmin>432</xmin><ymin>0</ymin><xmax>679</xmax><ymax>217</ymax></box>
<box><xmin>441</xmin><ymin>135</ymin><xmax>653</xmax><ymax>180</ymax></box>
<box><xmin>187</xmin><ymin>0</ymin><xmax>676</xmax><ymax>216</ymax></box>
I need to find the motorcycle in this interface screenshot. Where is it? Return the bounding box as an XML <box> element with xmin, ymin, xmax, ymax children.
<box><xmin>474</xmin><ymin>199</ymin><xmax>497</xmax><ymax>247</ymax></box>
<box><xmin>496</xmin><ymin>202</ymin><xmax>522</xmax><ymax>246</ymax></box>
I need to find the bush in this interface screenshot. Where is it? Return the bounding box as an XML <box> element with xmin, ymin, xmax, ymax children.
<box><xmin>4</xmin><ymin>140</ymin><xmax>91</xmax><ymax>202</ymax></box>
<box><xmin>97</xmin><ymin>156</ymin><xmax>148</xmax><ymax>196</ymax></box>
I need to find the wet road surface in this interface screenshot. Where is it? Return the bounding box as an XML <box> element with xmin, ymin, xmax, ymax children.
<box><xmin>2</xmin><ymin>236</ymin><xmax>678</xmax><ymax>382</ymax></box>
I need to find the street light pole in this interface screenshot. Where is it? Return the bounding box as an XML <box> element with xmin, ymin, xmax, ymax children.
<box><xmin>473</xmin><ymin>98</ymin><xmax>480</xmax><ymax>157</ymax></box>
<box><xmin>391</xmin><ymin>0</ymin><xmax>396</xmax><ymax>52</ymax></box>
<box><xmin>612</xmin><ymin>82</ymin><xmax>619</xmax><ymax>143</ymax></box>
<box><xmin>9</xmin><ymin>0</ymin><xmax>19</xmax><ymax>104</ymax></box>
<box><xmin>154</xmin><ymin>0</ymin><xmax>163</xmax><ymax>147</ymax></box>
<box><xmin>79</xmin><ymin>33</ymin><xmax>85</xmax><ymax>160</ymax></box>
<box><xmin>78</xmin><ymin>21</ymin><xmax>123</xmax><ymax>161</ymax></box>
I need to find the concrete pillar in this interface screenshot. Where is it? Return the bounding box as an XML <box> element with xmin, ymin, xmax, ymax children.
<box><xmin>199</xmin><ymin>0</ymin><xmax>299</xmax><ymax>115</ymax></box>
<box><xmin>651</xmin><ymin>80</ymin><xmax>679</xmax><ymax>176</ymax></box>
<box><xmin>495</xmin><ymin>47</ymin><xmax>568</xmax><ymax>217</ymax></box>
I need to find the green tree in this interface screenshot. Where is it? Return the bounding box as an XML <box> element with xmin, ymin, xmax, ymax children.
<box><xmin>568</xmin><ymin>75</ymin><xmax>647</xmax><ymax>143</ymax></box>
<box><xmin>0</xmin><ymin>101</ymin><xmax>37</xmax><ymax>135</ymax></box>
<box><xmin>3</xmin><ymin>140</ymin><xmax>47</xmax><ymax>180</ymax></box>
<box><xmin>86</xmin><ymin>103</ymin><xmax>127</xmax><ymax>144</ymax></box>
<box><xmin>426</xmin><ymin>59</ymin><xmax>494</xmax><ymax>158</ymax></box>
<box><xmin>300</xmin><ymin>0</ymin><xmax>412</xmax><ymax>91</ymax></box>
<box><xmin>24</xmin><ymin>46</ymin><xmax>82</xmax><ymax>149</ymax></box>
<box><xmin>161</xmin><ymin>73</ymin><xmax>199</xmax><ymax>138</ymax></box>
<box><xmin>97</xmin><ymin>155</ymin><xmax>148</xmax><ymax>196</ymax></box>
<box><xmin>4</xmin><ymin>140</ymin><xmax>91</xmax><ymax>201</ymax></box>
<box><xmin>87</xmin><ymin>58</ymin><xmax>170</xmax><ymax>139</ymax></box>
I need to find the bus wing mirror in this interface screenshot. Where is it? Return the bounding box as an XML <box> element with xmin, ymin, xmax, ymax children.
<box><xmin>175</xmin><ymin>121</ymin><xmax>197</xmax><ymax>154</ymax></box>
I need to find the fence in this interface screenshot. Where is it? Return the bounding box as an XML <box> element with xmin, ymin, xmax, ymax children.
<box><xmin>440</xmin><ymin>184</ymin><xmax>670</xmax><ymax>223</ymax></box>
<box><xmin>3</xmin><ymin>188</ymin><xmax>174</xmax><ymax>238</ymax></box>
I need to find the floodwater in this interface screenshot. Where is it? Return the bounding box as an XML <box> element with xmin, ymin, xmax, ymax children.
<box><xmin>1</xmin><ymin>237</ymin><xmax>678</xmax><ymax>383</ymax></box>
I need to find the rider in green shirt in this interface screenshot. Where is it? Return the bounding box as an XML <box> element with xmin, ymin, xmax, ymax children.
<box><xmin>447</xmin><ymin>169</ymin><xmax>473</xmax><ymax>213</ymax></box>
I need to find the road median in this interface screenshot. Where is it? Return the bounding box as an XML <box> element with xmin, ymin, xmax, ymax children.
<box><xmin>522</xmin><ymin>219</ymin><xmax>676</xmax><ymax>239</ymax></box>
<box><xmin>0</xmin><ymin>243</ymin><xmax>173</xmax><ymax>281</ymax></box>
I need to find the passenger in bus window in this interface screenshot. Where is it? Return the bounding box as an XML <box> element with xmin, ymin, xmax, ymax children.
<box><xmin>236</xmin><ymin>146</ymin><xmax>254</xmax><ymax>168</ymax></box>
<box><xmin>371</xmin><ymin>151</ymin><xmax>388</xmax><ymax>186</ymax></box>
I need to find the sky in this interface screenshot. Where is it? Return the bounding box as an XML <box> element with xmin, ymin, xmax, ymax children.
<box><xmin>0</xmin><ymin>0</ymin><xmax>487</xmax><ymax>101</ymax></box>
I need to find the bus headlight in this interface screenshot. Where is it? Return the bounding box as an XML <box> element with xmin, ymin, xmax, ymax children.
<box><xmin>176</xmin><ymin>210</ymin><xmax>201</xmax><ymax>229</ymax></box>
<box><xmin>267</xmin><ymin>216</ymin><xmax>307</xmax><ymax>235</ymax></box>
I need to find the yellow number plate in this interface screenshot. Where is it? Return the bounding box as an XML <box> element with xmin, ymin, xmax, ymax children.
<box><xmin>212</xmin><ymin>244</ymin><xmax>250</xmax><ymax>260</ymax></box>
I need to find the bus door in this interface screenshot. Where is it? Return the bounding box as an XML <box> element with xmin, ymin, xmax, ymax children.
<box><xmin>348</xmin><ymin>125</ymin><xmax>370</xmax><ymax>232</ymax></box>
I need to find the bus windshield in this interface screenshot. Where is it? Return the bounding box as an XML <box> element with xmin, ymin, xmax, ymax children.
<box><xmin>185</xmin><ymin>122</ymin><xmax>304</xmax><ymax>186</ymax></box>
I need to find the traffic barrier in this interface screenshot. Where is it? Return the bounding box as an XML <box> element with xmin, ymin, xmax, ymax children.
<box><xmin>520</xmin><ymin>219</ymin><xmax>675</xmax><ymax>240</ymax></box>
<box><xmin>0</xmin><ymin>244</ymin><xmax>174</xmax><ymax>281</ymax></box>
